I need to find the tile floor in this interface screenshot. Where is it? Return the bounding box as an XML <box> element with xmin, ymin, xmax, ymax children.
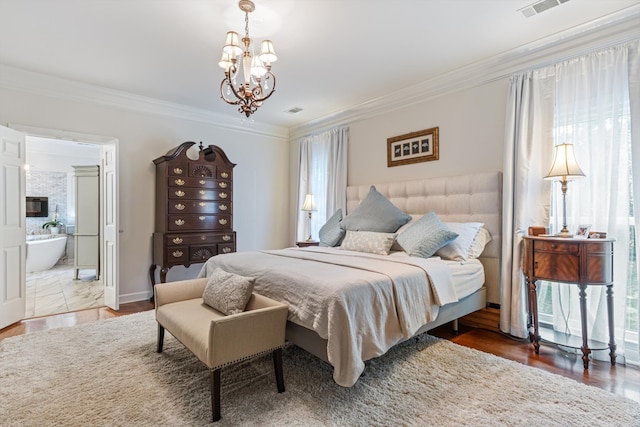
<box><xmin>26</xmin><ymin>264</ymin><xmax>103</xmax><ymax>318</ymax></box>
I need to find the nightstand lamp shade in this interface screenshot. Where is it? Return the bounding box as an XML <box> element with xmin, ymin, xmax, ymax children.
<box><xmin>544</xmin><ymin>143</ymin><xmax>585</xmax><ymax>237</ymax></box>
<box><xmin>301</xmin><ymin>194</ymin><xmax>317</xmax><ymax>242</ymax></box>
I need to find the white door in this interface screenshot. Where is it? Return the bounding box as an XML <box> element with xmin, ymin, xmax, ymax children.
<box><xmin>0</xmin><ymin>126</ymin><xmax>26</xmax><ymax>329</ymax></box>
<box><xmin>102</xmin><ymin>143</ymin><xmax>118</xmax><ymax>309</ymax></box>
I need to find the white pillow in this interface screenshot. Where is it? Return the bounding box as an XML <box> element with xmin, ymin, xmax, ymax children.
<box><xmin>468</xmin><ymin>227</ymin><xmax>492</xmax><ymax>259</ymax></box>
<box><xmin>435</xmin><ymin>222</ymin><xmax>484</xmax><ymax>261</ymax></box>
<box><xmin>340</xmin><ymin>230</ymin><xmax>397</xmax><ymax>255</ymax></box>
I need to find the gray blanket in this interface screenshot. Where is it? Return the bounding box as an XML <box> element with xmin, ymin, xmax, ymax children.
<box><xmin>198</xmin><ymin>247</ymin><xmax>455</xmax><ymax>386</ymax></box>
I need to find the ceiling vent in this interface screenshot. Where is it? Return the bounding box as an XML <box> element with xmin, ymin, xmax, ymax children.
<box><xmin>285</xmin><ymin>107</ymin><xmax>303</xmax><ymax>114</ymax></box>
<box><xmin>519</xmin><ymin>0</ymin><xmax>570</xmax><ymax>18</ymax></box>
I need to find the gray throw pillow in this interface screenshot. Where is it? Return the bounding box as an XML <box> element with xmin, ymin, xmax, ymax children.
<box><xmin>397</xmin><ymin>211</ymin><xmax>458</xmax><ymax>258</ymax></box>
<box><xmin>318</xmin><ymin>208</ymin><xmax>346</xmax><ymax>247</ymax></box>
<box><xmin>340</xmin><ymin>186</ymin><xmax>412</xmax><ymax>233</ymax></box>
<box><xmin>202</xmin><ymin>267</ymin><xmax>255</xmax><ymax>315</ymax></box>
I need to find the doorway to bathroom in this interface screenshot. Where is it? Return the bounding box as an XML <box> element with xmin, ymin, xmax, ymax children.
<box><xmin>25</xmin><ymin>136</ymin><xmax>103</xmax><ymax>318</ymax></box>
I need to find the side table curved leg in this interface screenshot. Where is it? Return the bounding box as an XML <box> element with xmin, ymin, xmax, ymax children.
<box><xmin>527</xmin><ymin>278</ymin><xmax>540</xmax><ymax>354</ymax></box>
<box><xmin>578</xmin><ymin>284</ymin><xmax>591</xmax><ymax>370</ymax></box>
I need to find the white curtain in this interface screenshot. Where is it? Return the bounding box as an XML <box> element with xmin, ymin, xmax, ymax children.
<box><xmin>502</xmin><ymin>40</ymin><xmax>640</xmax><ymax>363</ymax></box>
<box><xmin>296</xmin><ymin>126</ymin><xmax>348</xmax><ymax>242</ymax></box>
<box><xmin>544</xmin><ymin>41</ymin><xmax>639</xmax><ymax>363</ymax></box>
<box><xmin>501</xmin><ymin>69</ymin><xmax>556</xmax><ymax>338</ymax></box>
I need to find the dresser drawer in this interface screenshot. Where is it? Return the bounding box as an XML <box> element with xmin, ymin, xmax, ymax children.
<box><xmin>218</xmin><ymin>168</ymin><xmax>233</xmax><ymax>180</ymax></box>
<box><xmin>166</xmin><ymin>246</ymin><xmax>188</xmax><ymax>263</ymax></box>
<box><xmin>218</xmin><ymin>243</ymin><xmax>235</xmax><ymax>254</ymax></box>
<box><xmin>168</xmin><ymin>188</ymin><xmax>232</xmax><ymax>201</ymax></box>
<box><xmin>533</xmin><ymin>253</ymin><xmax>579</xmax><ymax>282</ymax></box>
<box><xmin>165</xmin><ymin>232</ymin><xmax>235</xmax><ymax>246</ymax></box>
<box><xmin>167</xmin><ymin>214</ymin><xmax>232</xmax><ymax>231</ymax></box>
<box><xmin>533</xmin><ymin>240</ymin><xmax>579</xmax><ymax>254</ymax></box>
<box><xmin>187</xmin><ymin>162</ymin><xmax>215</xmax><ymax>178</ymax></box>
<box><xmin>168</xmin><ymin>163</ymin><xmax>188</xmax><ymax>176</ymax></box>
<box><xmin>168</xmin><ymin>201</ymin><xmax>232</xmax><ymax>214</ymax></box>
<box><xmin>189</xmin><ymin>245</ymin><xmax>217</xmax><ymax>262</ymax></box>
<box><xmin>167</xmin><ymin>176</ymin><xmax>217</xmax><ymax>189</ymax></box>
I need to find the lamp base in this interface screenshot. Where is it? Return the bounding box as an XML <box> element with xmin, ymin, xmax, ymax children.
<box><xmin>554</xmin><ymin>230</ymin><xmax>574</xmax><ymax>238</ymax></box>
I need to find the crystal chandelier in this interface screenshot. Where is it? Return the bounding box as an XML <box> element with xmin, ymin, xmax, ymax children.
<box><xmin>218</xmin><ymin>0</ymin><xmax>277</xmax><ymax>118</ymax></box>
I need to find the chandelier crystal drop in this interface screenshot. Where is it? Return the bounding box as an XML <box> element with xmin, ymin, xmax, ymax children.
<box><xmin>218</xmin><ymin>0</ymin><xmax>277</xmax><ymax>118</ymax></box>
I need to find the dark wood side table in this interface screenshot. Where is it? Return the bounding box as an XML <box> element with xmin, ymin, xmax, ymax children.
<box><xmin>522</xmin><ymin>235</ymin><xmax>616</xmax><ymax>369</ymax></box>
<box><xmin>296</xmin><ymin>241</ymin><xmax>319</xmax><ymax>247</ymax></box>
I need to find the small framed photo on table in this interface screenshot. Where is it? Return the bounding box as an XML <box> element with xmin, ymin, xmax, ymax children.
<box><xmin>576</xmin><ymin>224</ymin><xmax>591</xmax><ymax>238</ymax></box>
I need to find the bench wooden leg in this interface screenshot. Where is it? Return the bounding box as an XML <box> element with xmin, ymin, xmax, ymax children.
<box><xmin>211</xmin><ymin>368</ymin><xmax>221</xmax><ymax>422</ymax></box>
<box><xmin>157</xmin><ymin>324</ymin><xmax>164</xmax><ymax>353</ymax></box>
<box><xmin>273</xmin><ymin>347</ymin><xmax>285</xmax><ymax>393</ymax></box>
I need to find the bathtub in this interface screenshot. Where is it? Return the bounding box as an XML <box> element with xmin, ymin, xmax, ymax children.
<box><xmin>25</xmin><ymin>235</ymin><xmax>68</xmax><ymax>273</ymax></box>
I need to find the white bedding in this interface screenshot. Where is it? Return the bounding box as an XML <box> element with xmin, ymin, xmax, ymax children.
<box><xmin>198</xmin><ymin>247</ymin><xmax>472</xmax><ymax>386</ymax></box>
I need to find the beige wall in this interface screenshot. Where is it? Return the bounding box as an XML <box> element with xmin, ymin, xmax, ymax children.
<box><xmin>0</xmin><ymin>87</ymin><xmax>291</xmax><ymax>302</ymax></box>
<box><xmin>346</xmin><ymin>79</ymin><xmax>508</xmax><ymax>186</ymax></box>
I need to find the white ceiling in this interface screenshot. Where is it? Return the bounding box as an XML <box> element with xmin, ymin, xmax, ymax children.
<box><xmin>1</xmin><ymin>0</ymin><xmax>639</xmax><ymax>129</ymax></box>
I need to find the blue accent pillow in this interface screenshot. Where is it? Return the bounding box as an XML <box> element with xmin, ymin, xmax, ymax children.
<box><xmin>340</xmin><ymin>186</ymin><xmax>412</xmax><ymax>233</ymax></box>
<box><xmin>318</xmin><ymin>209</ymin><xmax>346</xmax><ymax>247</ymax></box>
<box><xmin>396</xmin><ymin>212</ymin><xmax>458</xmax><ymax>258</ymax></box>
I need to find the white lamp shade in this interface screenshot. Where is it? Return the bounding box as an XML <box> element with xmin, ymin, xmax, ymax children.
<box><xmin>218</xmin><ymin>51</ymin><xmax>234</xmax><ymax>70</ymax></box>
<box><xmin>251</xmin><ymin>56</ymin><xmax>267</xmax><ymax>77</ymax></box>
<box><xmin>544</xmin><ymin>143</ymin><xmax>585</xmax><ymax>180</ymax></box>
<box><xmin>223</xmin><ymin>31</ymin><xmax>243</xmax><ymax>57</ymax></box>
<box><xmin>301</xmin><ymin>194</ymin><xmax>316</xmax><ymax>211</ymax></box>
<box><xmin>259</xmin><ymin>40</ymin><xmax>277</xmax><ymax>64</ymax></box>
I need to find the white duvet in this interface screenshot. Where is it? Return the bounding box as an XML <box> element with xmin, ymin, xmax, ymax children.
<box><xmin>198</xmin><ymin>247</ymin><xmax>456</xmax><ymax>387</ymax></box>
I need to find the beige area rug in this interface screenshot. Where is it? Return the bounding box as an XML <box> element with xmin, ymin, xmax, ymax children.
<box><xmin>1</xmin><ymin>311</ymin><xmax>638</xmax><ymax>427</ymax></box>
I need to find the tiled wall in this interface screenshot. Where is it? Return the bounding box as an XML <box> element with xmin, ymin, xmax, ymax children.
<box><xmin>26</xmin><ymin>171</ymin><xmax>68</xmax><ymax>235</ymax></box>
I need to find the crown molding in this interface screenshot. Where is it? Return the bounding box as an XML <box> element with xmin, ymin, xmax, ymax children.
<box><xmin>289</xmin><ymin>5</ymin><xmax>640</xmax><ymax>140</ymax></box>
<box><xmin>0</xmin><ymin>65</ymin><xmax>290</xmax><ymax>141</ymax></box>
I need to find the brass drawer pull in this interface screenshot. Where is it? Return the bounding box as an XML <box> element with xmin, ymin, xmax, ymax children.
<box><xmin>199</xmin><ymin>179</ymin><xmax>206</xmax><ymax>185</ymax></box>
<box><xmin>175</xmin><ymin>203</ymin><xmax>185</xmax><ymax>210</ymax></box>
<box><xmin>173</xmin><ymin>167</ymin><xmax>183</xmax><ymax>174</ymax></box>
<box><xmin>221</xmin><ymin>172</ymin><xmax>229</xmax><ymax>178</ymax></box>
<box><xmin>172</xmin><ymin>237</ymin><xmax>183</xmax><ymax>244</ymax></box>
<box><xmin>199</xmin><ymin>190</ymin><xmax>206</xmax><ymax>195</ymax></box>
<box><xmin>174</xmin><ymin>219</ymin><xmax>185</xmax><ymax>226</ymax></box>
<box><xmin>219</xmin><ymin>218</ymin><xmax>228</xmax><ymax>225</ymax></box>
<box><xmin>199</xmin><ymin>216</ymin><xmax>206</xmax><ymax>221</ymax></box>
<box><xmin>174</xmin><ymin>179</ymin><xmax>185</xmax><ymax>186</ymax></box>
<box><xmin>220</xmin><ymin>204</ymin><xmax>228</xmax><ymax>211</ymax></box>
<box><xmin>199</xmin><ymin>202</ymin><xmax>206</xmax><ymax>207</ymax></box>
<box><xmin>219</xmin><ymin>182</ymin><xmax>228</xmax><ymax>188</ymax></box>
<box><xmin>220</xmin><ymin>192</ymin><xmax>228</xmax><ymax>199</ymax></box>
<box><xmin>175</xmin><ymin>190</ymin><xmax>185</xmax><ymax>197</ymax></box>
<box><xmin>222</xmin><ymin>235</ymin><xmax>231</xmax><ymax>241</ymax></box>
<box><xmin>222</xmin><ymin>247</ymin><xmax>231</xmax><ymax>253</ymax></box>
<box><xmin>172</xmin><ymin>250</ymin><xmax>183</xmax><ymax>258</ymax></box>
<box><xmin>201</xmin><ymin>235</ymin><xmax>207</xmax><ymax>240</ymax></box>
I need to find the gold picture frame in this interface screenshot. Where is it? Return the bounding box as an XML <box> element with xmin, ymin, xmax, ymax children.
<box><xmin>387</xmin><ymin>127</ymin><xmax>439</xmax><ymax>167</ymax></box>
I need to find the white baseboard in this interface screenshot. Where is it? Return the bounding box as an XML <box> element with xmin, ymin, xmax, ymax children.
<box><xmin>119</xmin><ymin>291</ymin><xmax>152</xmax><ymax>304</ymax></box>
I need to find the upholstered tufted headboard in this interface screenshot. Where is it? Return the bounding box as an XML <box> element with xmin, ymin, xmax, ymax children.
<box><xmin>346</xmin><ymin>172</ymin><xmax>502</xmax><ymax>305</ymax></box>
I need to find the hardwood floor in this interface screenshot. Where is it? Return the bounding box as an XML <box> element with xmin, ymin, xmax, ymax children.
<box><xmin>1</xmin><ymin>303</ymin><xmax>639</xmax><ymax>405</ymax></box>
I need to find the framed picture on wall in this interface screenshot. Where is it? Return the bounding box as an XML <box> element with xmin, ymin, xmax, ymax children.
<box><xmin>387</xmin><ymin>127</ymin><xmax>439</xmax><ymax>167</ymax></box>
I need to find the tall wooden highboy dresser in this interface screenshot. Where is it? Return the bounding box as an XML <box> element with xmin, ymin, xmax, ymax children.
<box><xmin>149</xmin><ymin>142</ymin><xmax>236</xmax><ymax>293</ymax></box>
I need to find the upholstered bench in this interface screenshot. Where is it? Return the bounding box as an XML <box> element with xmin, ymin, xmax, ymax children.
<box><xmin>154</xmin><ymin>277</ymin><xmax>288</xmax><ymax>422</ymax></box>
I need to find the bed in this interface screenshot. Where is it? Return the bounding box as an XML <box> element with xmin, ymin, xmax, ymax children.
<box><xmin>199</xmin><ymin>172</ymin><xmax>502</xmax><ymax>387</ymax></box>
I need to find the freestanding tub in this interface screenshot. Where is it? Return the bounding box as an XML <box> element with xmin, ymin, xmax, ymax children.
<box><xmin>26</xmin><ymin>235</ymin><xmax>67</xmax><ymax>273</ymax></box>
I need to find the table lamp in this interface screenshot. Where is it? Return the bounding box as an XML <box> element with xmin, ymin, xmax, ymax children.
<box><xmin>301</xmin><ymin>193</ymin><xmax>317</xmax><ymax>242</ymax></box>
<box><xmin>544</xmin><ymin>143</ymin><xmax>585</xmax><ymax>237</ymax></box>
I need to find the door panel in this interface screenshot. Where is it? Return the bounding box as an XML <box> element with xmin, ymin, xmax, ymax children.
<box><xmin>102</xmin><ymin>143</ymin><xmax>118</xmax><ymax>309</ymax></box>
<box><xmin>0</xmin><ymin>126</ymin><xmax>26</xmax><ymax>329</ymax></box>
